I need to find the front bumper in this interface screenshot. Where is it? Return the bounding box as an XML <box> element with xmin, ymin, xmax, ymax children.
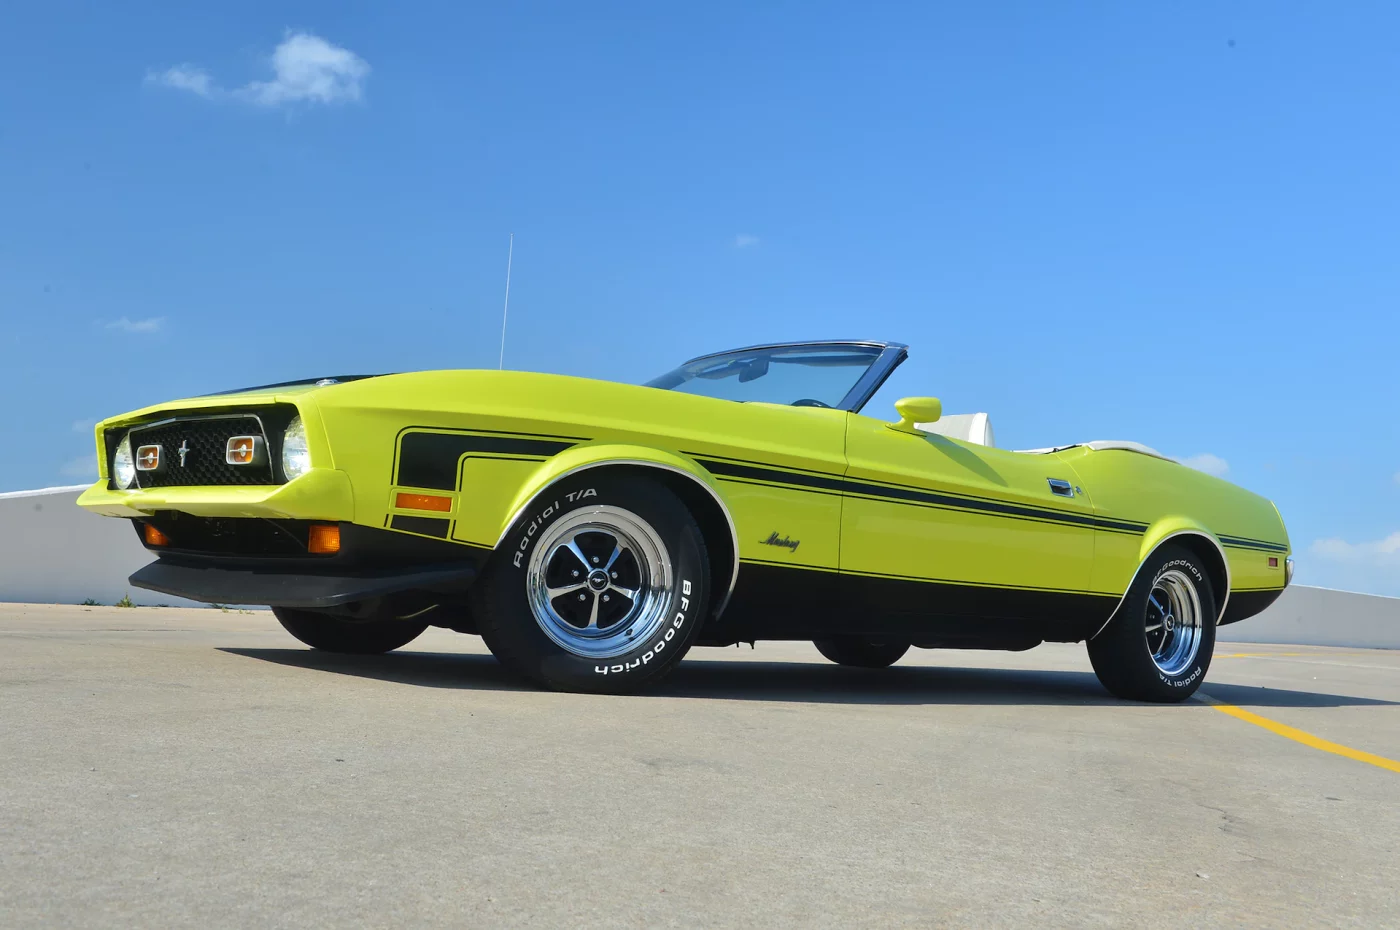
<box><xmin>130</xmin><ymin>559</ymin><xmax>475</xmax><ymax>608</ymax></box>
<box><xmin>76</xmin><ymin>468</ymin><xmax>355</xmax><ymax>521</ymax></box>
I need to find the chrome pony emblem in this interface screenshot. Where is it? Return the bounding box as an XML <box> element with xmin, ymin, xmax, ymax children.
<box><xmin>178</xmin><ymin>440</ymin><xmax>190</xmax><ymax>467</ymax></box>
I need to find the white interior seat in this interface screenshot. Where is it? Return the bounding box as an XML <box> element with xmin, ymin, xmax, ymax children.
<box><xmin>918</xmin><ymin>412</ymin><xmax>995</xmax><ymax>447</ymax></box>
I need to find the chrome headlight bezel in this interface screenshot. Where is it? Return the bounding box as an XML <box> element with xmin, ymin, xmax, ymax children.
<box><xmin>112</xmin><ymin>434</ymin><xmax>136</xmax><ymax>490</ymax></box>
<box><xmin>281</xmin><ymin>415</ymin><xmax>311</xmax><ymax>481</ymax></box>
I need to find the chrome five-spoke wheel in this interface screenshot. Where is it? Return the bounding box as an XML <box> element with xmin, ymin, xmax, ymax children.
<box><xmin>1144</xmin><ymin>569</ymin><xmax>1203</xmax><ymax>676</ymax></box>
<box><xmin>525</xmin><ymin>506</ymin><xmax>672</xmax><ymax>660</ymax></box>
<box><xmin>1087</xmin><ymin>545</ymin><xmax>1217</xmax><ymax>702</ymax></box>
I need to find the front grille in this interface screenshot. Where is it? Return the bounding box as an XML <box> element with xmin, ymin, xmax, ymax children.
<box><xmin>129</xmin><ymin>416</ymin><xmax>276</xmax><ymax>488</ymax></box>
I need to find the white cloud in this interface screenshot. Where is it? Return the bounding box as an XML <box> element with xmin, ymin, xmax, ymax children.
<box><xmin>734</xmin><ymin>234</ymin><xmax>760</xmax><ymax>248</ymax></box>
<box><xmin>237</xmin><ymin>33</ymin><xmax>370</xmax><ymax>106</ymax></box>
<box><xmin>145</xmin><ymin>64</ymin><xmax>214</xmax><ymax>97</ymax></box>
<box><xmin>105</xmin><ymin>317</ymin><xmax>164</xmax><ymax>334</ymax></box>
<box><xmin>60</xmin><ymin>455</ymin><xmax>96</xmax><ymax>480</ymax></box>
<box><xmin>1310</xmin><ymin>532</ymin><xmax>1400</xmax><ymax>568</ymax></box>
<box><xmin>1180</xmin><ymin>453</ymin><xmax>1229</xmax><ymax>477</ymax></box>
<box><xmin>146</xmin><ymin>33</ymin><xmax>369</xmax><ymax>108</ymax></box>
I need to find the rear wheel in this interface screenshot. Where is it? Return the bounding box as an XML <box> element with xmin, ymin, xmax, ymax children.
<box><xmin>1087</xmin><ymin>544</ymin><xmax>1217</xmax><ymax>702</ymax></box>
<box><xmin>272</xmin><ymin>607</ymin><xmax>429</xmax><ymax>655</ymax></box>
<box><xmin>473</xmin><ymin>474</ymin><xmax>711</xmax><ymax>693</ymax></box>
<box><xmin>814</xmin><ymin>638</ymin><xmax>910</xmax><ymax>668</ymax></box>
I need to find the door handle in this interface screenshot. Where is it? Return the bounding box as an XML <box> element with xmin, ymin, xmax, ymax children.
<box><xmin>1047</xmin><ymin>478</ymin><xmax>1075</xmax><ymax>498</ymax></box>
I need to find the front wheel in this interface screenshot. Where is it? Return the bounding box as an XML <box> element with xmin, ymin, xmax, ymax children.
<box><xmin>472</xmin><ymin>474</ymin><xmax>711</xmax><ymax>694</ymax></box>
<box><xmin>1087</xmin><ymin>544</ymin><xmax>1217</xmax><ymax>702</ymax></box>
<box><xmin>814</xmin><ymin>638</ymin><xmax>910</xmax><ymax>668</ymax></box>
<box><xmin>272</xmin><ymin>607</ymin><xmax>429</xmax><ymax>654</ymax></box>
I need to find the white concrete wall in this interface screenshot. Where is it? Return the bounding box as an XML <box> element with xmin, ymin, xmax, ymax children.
<box><xmin>0</xmin><ymin>486</ymin><xmax>199</xmax><ymax>607</ymax></box>
<box><xmin>1</xmin><ymin>487</ymin><xmax>1398</xmax><ymax>646</ymax></box>
<box><xmin>1218</xmin><ymin>584</ymin><xmax>1400</xmax><ymax>650</ymax></box>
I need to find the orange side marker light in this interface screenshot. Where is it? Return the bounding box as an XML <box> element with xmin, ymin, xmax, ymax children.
<box><xmin>143</xmin><ymin>524</ymin><xmax>170</xmax><ymax>547</ymax></box>
<box><xmin>395</xmin><ymin>492</ymin><xmax>453</xmax><ymax>513</ymax></box>
<box><xmin>308</xmin><ymin>524</ymin><xmax>341</xmax><ymax>554</ymax></box>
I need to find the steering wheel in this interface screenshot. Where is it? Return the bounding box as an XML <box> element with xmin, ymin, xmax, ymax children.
<box><xmin>790</xmin><ymin>398</ymin><xmax>831</xmax><ymax>408</ymax></box>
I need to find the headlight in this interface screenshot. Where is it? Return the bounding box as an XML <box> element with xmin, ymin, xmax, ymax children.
<box><xmin>282</xmin><ymin>416</ymin><xmax>311</xmax><ymax>480</ymax></box>
<box><xmin>112</xmin><ymin>434</ymin><xmax>136</xmax><ymax>489</ymax></box>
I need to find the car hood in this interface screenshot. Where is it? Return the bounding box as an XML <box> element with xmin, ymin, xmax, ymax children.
<box><xmin>198</xmin><ymin>374</ymin><xmax>387</xmax><ymax>399</ymax></box>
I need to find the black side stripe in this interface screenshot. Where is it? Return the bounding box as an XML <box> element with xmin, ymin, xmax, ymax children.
<box><xmin>697</xmin><ymin>458</ymin><xmax>846</xmax><ymax>494</ymax></box>
<box><xmin>395</xmin><ymin>429</ymin><xmax>582</xmax><ymax>490</ymax></box>
<box><xmin>839</xmin><ymin>476</ymin><xmax>1147</xmax><ymax>534</ymax></box>
<box><xmin>692</xmin><ymin>453</ymin><xmax>1289</xmax><ymax>551</ymax></box>
<box><xmin>694</xmin><ymin>456</ymin><xmax>1147</xmax><ymax>534</ymax></box>
<box><xmin>1218</xmin><ymin>535</ymin><xmax>1290</xmax><ymax>553</ymax></box>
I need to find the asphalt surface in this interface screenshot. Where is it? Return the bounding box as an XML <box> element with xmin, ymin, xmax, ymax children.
<box><xmin>2</xmin><ymin>604</ymin><xmax>1397</xmax><ymax>929</ymax></box>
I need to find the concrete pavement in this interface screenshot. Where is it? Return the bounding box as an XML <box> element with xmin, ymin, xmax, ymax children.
<box><xmin>2</xmin><ymin>604</ymin><xmax>1397</xmax><ymax>928</ymax></box>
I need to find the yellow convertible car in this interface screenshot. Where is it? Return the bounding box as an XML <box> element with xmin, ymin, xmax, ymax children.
<box><xmin>78</xmin><ymin>340</ymin><xmax>1291</xmax><ymax>701</ymax></box>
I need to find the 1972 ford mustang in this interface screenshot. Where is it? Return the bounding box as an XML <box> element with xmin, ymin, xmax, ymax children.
<box><xmin>78</xmin><ymin>340</ymin><xmax>1291</xmax><ymax>701</ymax></box>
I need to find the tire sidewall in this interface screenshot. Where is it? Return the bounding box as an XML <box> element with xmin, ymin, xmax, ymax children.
<box><xmin>482</xmin><ymin>475</ymin><xmax>709</xmax><ymax>690</ymax></box>
<box><xmin>1135</xmin><ymin>550</ymin><xmax>1217</xmax><ymax>697</ymax></box>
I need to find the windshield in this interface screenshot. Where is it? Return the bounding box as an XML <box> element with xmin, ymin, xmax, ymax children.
<box><xmin>645</xmin><ymin>344</ymin><xmax>885</xmax><ymax>409</ymax></box>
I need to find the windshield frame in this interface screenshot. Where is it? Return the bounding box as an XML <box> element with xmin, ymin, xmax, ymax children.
<box><xmin>651</xmin><ymin>340</ymin><xmax>908</xmax><ymax>413</ymax></box>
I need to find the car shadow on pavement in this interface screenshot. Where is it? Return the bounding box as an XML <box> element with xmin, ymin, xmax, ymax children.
<box><xmin>662</xmin><ymin>660</ymin><xmax>1398</xmax><ymax>708</ymax></box>
<box><xmin>219</xmin><ymin>648</ymin><xmax>1397</xmax><ymax>708</ymax></box>
<box><xmin>220</xmin><ymin>648</ymin><xmax>534</xmax><ymax>693</ymax></box>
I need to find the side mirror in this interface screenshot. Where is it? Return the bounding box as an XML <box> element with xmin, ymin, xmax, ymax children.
<box><xmin>890</xmin><ymin>396</ymin><xmax>942</xmax><ymax>433</ymax></box>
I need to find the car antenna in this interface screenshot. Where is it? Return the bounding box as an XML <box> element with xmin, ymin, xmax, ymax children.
<box><xmin>498</xmin><ymin>232</ymin><xmax>514</xmax><ymax>369</ymax></box>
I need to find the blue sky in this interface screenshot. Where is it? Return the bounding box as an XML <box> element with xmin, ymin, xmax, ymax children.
<box><xmin>2</xmin><ymin>2</ymin><xmax>1397</xmax><ymax>595</ymax></box>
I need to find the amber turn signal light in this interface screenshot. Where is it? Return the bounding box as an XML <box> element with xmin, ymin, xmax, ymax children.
<box><xmin>225</xmin><ymin>435</ymin><xmax>265</xmax><ymax>466</ymax></box>
<box><xmin>143</xmin><ymin>524</ymin><xmax>170</xmax><ymax>547</ymax></box>
<box><xmin>308</xmin><ymin>523</ymin><xmax>341</xmax><ymax>554</ymax></box>
<box><xmin>395</xmin><ymin>492</ymin><xmax>452</xmax><ymax>513</ymax></box>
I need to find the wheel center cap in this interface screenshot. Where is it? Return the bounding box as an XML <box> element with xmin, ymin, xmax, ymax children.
<box><xmin>1164</xmin><ymin>615</ymin><xmax>1175</xmax><ymax>633</ymax></box>
<box><xmin>587</xmin><ymin>569</ymin><xmax>609</xmax><ymax>591</ymax></box>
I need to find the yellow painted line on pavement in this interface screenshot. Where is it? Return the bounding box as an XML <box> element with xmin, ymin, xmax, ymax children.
<box><xmin>1216</xmin><ymin>651</ymin><xmax>1371</xmax><ymax>658</ymax></box>
<box><xmin>1195</xmin><ymin>694</ymin><xmax>1400</xmax><ymax>774</ymax></box>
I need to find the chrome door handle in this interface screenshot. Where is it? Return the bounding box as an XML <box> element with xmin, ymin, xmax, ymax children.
<box><xmin>1047</xmin><ymin>478</ymin><xmax>1074</xmax><ymax>498</ymax></box>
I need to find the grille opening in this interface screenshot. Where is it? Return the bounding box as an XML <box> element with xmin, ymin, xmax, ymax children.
<box><xmin>106</xmin><ymin>405</ymin><xmax>299</xmax><ymax>489</ymax></box>
<box><xmin>137</xmin><ymin>514</ymin><xmax>312</xmax><ymax>557</ymax></box>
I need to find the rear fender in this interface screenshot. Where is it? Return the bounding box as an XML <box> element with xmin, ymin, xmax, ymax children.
<box><xmin>1091</xmin><ymin>517</ymin><xmax>1231</xmax><ymax>639</ymax></box>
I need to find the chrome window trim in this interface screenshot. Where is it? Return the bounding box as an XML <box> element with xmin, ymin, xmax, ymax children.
<box><xmin>496</xmin><ymin>459</ymin><xmax>741</xmax><ymax>622</ymax></box>
<box><xmin>679</xmin><ymin>339</ymin><xmax>899</xmax><ymax>365</ymax></box>
<box><xmin>1088</xmin><ymin>530</ymin><xmax>1232</xmax><ymax>639</ymax></box>
<box><xmin>837</xmin><ymin>343</ymin><xmax>909</xmax><ymax>413</ymax></box>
